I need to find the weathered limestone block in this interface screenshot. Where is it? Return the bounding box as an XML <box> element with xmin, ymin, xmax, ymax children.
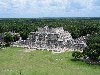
<box><xmin>16</xmin><ymin>26</ymin><xmax>87</xmax><ymax>52</ymax></box>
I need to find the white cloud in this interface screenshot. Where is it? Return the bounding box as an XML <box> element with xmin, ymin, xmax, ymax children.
<box><xmin>0</xmin><ymin>1</ymin><xmax>9</xmax><ymax>9</ymax></box>
<box><xmin>0</xmin><ymin>0</ymin><xmax>100</xmax><ymax>17</ymax></box>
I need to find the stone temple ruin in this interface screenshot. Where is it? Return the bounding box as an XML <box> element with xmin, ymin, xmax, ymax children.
<box><xmin>13</xmin><ymin>26</ymin><xmax>87</xmax><ymax>53</ymax></box>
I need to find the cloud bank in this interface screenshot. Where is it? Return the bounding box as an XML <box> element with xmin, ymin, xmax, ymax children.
<box><xmin>0</xmin><ymin>0</ymin><xmax>100</xmax><ymax>18</ymax></box>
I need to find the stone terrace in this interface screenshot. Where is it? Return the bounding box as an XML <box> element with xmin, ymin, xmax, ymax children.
<box><xmin>13</xmin><ymin>26</ymin><xmax>87</xmax><ymax>53</ymax></box>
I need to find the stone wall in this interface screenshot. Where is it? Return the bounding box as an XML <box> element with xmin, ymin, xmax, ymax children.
<box><xmin>14</xmin><ymin>26</ymin><xmax>87</xmax><ymax>52</ymax></box>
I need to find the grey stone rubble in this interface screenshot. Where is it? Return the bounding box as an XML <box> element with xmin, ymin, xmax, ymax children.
<box><xmin>13</xmin><ymin>26</ymin><xmax>88</xmax><ymax>53</ymax></box>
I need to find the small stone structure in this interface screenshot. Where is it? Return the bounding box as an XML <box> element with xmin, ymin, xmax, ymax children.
<box><xmin>13</xmin><ymin>26</ymin><xmax>87</xmax><ymax>53</ymax></box>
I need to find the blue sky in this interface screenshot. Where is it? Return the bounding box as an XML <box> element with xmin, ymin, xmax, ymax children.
<box><xmin>0</xmin><ymin>0</ymin><xmax>100</xmax><ymax>18</ymax></box>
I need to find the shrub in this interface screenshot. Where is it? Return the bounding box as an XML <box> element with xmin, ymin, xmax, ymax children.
<box><xmin>3</xmin><ymin>32</ymin><xmax>13</xmax><ymax>43</ymax></box>
<box><xmin>5</xmin><ymin>43</ymin><xmax>10</xmax><ymax>47</ymax></box>
<box><xmin>72</xmin><ymin>51</ymin><xmax>83</xmax><ymax>59</ymax></box>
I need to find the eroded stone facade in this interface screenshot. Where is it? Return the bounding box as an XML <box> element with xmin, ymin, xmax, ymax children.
<box><xmin>15</xmin><ymin>26</ymin><xmax>87</xmax><ymax>52</ymax></box>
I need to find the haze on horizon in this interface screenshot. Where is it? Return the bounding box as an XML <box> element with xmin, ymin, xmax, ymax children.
<box><xmin>0</xmin><ymin>0</ymin><xmax>100</xmax><ymax>18</ymax></box>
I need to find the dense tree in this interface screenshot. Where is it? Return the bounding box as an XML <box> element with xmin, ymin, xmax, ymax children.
<box><xmin>0</xmin><ymin>18</ymin><xmax>100</xmax><ymax>39</ymax></box>
<box><xmin>19</xmin><ymin>31</ymin><xmax>28</xmax><ymax>40</ymax></box>
<box><xmin>83</xmin><ymin>33</ymin><xmax>100</xmax><ymax>61</ymax></box>
<box><xmin>3</xmin><ymin>32</ymin><xmax>13</xmax><ymax>43</ymax></box>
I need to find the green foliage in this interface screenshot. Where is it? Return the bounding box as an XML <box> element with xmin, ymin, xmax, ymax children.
<box><xmin>83</xmin><ymin>33</ymin><xmax>100</xmax><ymax>61</ymax></box>
<box><xmin>72</xmin><ymin>51</ymin><xmax>83</xmax><ymax>59</ymax></box>
<box><xmin>19</xmin><ymin>31</ymin><xmax>28</xmax><ymax>40</ymax></box>
<box><xmin>3</xmin><ymin>32</ymin><xmax>13</xmax><ymax>43</ymax></box>
<box><xmin>0</xmin><ymin>18</ymin><xmax>100</xmax><ymax>39</ymax></box>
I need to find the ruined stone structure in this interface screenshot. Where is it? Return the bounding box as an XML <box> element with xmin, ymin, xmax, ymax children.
<box><xmin>15</xmin><ymin>26</ymin><xmax>87</xmax><ymax>52</ymax></box>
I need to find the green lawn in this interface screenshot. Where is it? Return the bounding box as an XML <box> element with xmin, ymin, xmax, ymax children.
<box><xmin>0</xmin><ymin>47</ymin><xmax>100</xmax><ymax>75</ymax></box>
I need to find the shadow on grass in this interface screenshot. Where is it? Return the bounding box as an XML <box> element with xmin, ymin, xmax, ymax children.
<box><xmin>0</xmin><ymin>48</ymin><xmax>3</xmax><ymax>51</ymax></box>
<box><xmin>71</xmin><ymin>58</ymin><xmax>100</xmax><ymax>66</ymax></box>
<box><xmin>70</xmin><ymin>58</ymin><xmax>82</xmax><ymax>62</ymax></box>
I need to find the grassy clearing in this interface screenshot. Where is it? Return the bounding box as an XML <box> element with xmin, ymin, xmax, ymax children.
<box><xmin>0</xmin><ymin>47</ymin><xmax>100</xmax><ymax>75</ymax></box>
